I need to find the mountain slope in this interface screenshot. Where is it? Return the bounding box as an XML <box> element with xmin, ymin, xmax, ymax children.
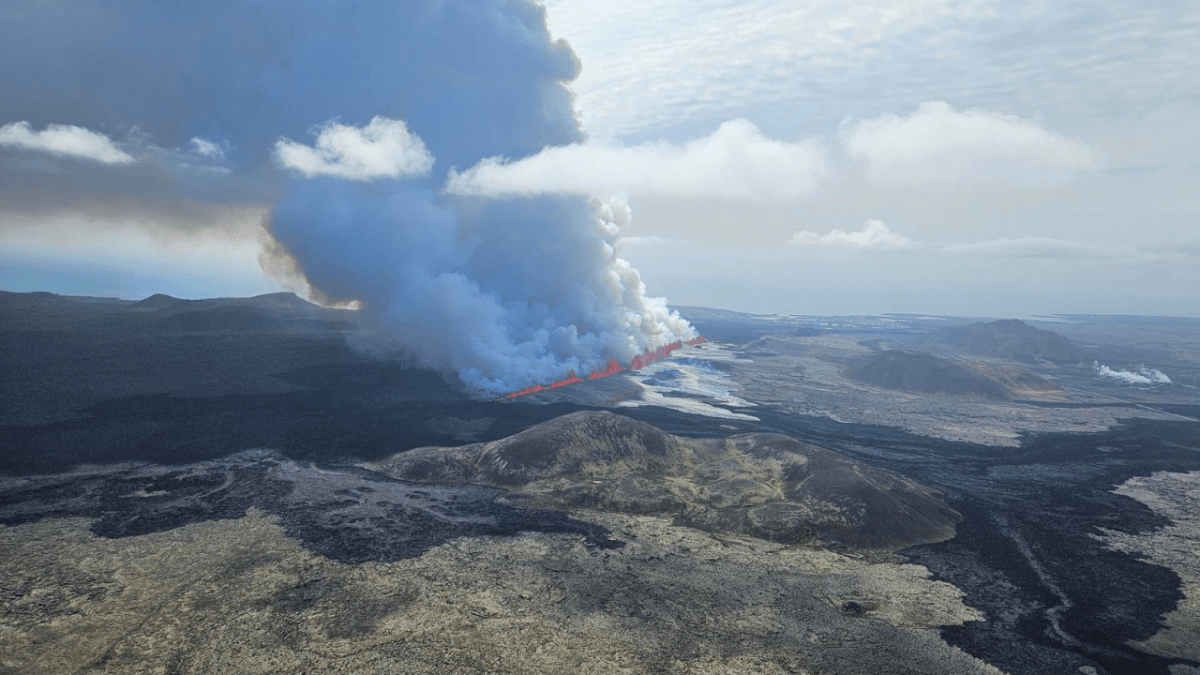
<box><xmin>921</xmin><ymin>319</ymin><xmax>1087</xmax><ymax>364</ymax></box>
<box><xmin>365</xmin><ymin>411</ymin><xmax>961</xmax><ymax>551</ymax></box>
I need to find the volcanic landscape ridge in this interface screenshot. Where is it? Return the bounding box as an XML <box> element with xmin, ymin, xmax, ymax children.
<box><xmin>3</xmin><ymin>1</ymin><xmax>1197</xmax><ymax>673</ymax></box>
<box><xmin>1</xmin><ymin>290</ymin><xmax>1199</xmax><ymax>675</ymax></box>
<box><xmin>365</xmin><ymin>410</ymin><xmax>962</xmax><ymax>551</ymax></box>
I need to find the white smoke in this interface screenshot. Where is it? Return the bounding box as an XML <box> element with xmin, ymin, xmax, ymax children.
<box><xmin>1137</xmin><ymin>366</ymin><xmax>1172</xmax><ymax>383</ymax></box>
<box><xmin>1094</xmin><ymin>361</ymin><xmax>1171</xmax><ymax>384</ymax></box>
<box><xmin>258</xmin><ymin>5</ymin><xmax>698</xmax><ymax>395</ymax></box>
<box><xmin>0</xmin><ymin>0</ymin><xmax>697</xmax><ymax>395</ymax></box>
<box><xmin>271</xmin><ymin>177</ymin><xmax>695</xmax><ymax>393</ymax></box>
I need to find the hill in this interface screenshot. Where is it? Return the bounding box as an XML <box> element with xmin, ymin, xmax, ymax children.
<box><xmin>845</xmin><ymin>349</ymin><xmax>1061</xmax><ymax>400</ymax></box>
<box><xmin>365</xmin><ymin>410</ymin><xmax>961</xmax><ymax>551</ymax></box>
<box><xmin>846</xmin><ymin>350</ymin><xmax>1010</xmax><ymax>398</ymax></box>
<box><xmin>921</xmin><ymin>318</ymin><xmax>1087</xmax><ymax>364</ymax></box>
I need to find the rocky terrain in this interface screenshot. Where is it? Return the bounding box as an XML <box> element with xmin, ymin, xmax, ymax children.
<box><xmin>0</xmin><ymin>508</ymin><xmax>999</xmax><ymax>675</ymax></box>
<box><xmin>0</xmin><ymin>290</ymin><xmax>361</xmax><ymax>428</ymax></box>
<box><xmin>716</xmin><ymin>333</ymin><xmax>1169</xmax><ymax>447</ymax></box>
<box><xmin>1097</xmin><ymin>471</ymin><xmax>1200</xmax><ymax>663</ymax></box>
<box><xmin>3</xmin><ymin>291</ymin><xmax>1198</xmax><ymax>675</ymax></box>
<box><xmin>0</xmin><ymin>414</ymin><xmax>984</xmax><ymax>675</ymax></box>
<box><xmin>366</xmin><ymin>411</ymin><xmax>961</xmax><ymax>550</ymax></box>
<box><xmin>843</xmin><ymin>349</ymin><xmax>1058</xmax><ymax>400</ymax></box>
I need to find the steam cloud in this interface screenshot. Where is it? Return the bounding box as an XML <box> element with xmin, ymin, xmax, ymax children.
<box><xmin>0</xmin><ymin>0</ymin><xmax>694</xmax><ymax>393</ymax></box>
<box><xmin>1094</xmin><ymin>361</ymin><xmax>1171</xmax><ymax>385</ymax></box>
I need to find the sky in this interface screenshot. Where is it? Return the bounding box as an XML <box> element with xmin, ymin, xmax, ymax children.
<box><xmin>2</xmin><ymin>0</ymin><xmax>1198</xmax><ymax>318</ymax></box>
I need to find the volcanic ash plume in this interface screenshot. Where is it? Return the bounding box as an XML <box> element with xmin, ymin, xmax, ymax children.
<box><xmin>0</xmin><ymin>0</ymin><xmax>695</xmax><ymax>394</ymax></box>
<box><xmin>271</xmin><ymin>182</ymin><xmax>694</xmax><ymax>393</ymax></box>
<box><xmin>254</xmin><ymin>2</ymin><xmax>695</xmax><ymax>394</ymax></box>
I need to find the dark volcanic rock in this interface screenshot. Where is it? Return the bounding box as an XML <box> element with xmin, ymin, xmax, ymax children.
<box><xmin>0</xmin><ymin>451</ymin><xmax>620</xmax><ymax>563</ymax></box>
<box><xmin>158</xmin><ymin>305</ymin><xmax>290</xmax><ymax>332</ymax></box>
<box><xmin>0</xmin><ymin>290</ymin><xmax>364</xmax><ymax>429</ymax></box>
<box><xmin>365</xmin><ymin>411</ymin><xmax>961</xmax><ymax>551</ymax></box>
<box><xmin>846</xmin><ymin>349</ymin><xmax>1012</xmax><ymax>399</ymax></box>
<box><xmin>921</xmin><ymin>318</ymin><xmax>1087</xmax><ymax>364</ymax></box>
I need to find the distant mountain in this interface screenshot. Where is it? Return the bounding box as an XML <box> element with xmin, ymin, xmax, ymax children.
<box><xmin>844</xmin><ymin>349</ymin><xmax>1061</xmax><ymax>400</ymax></box>
<box><xmin>0</xmin><ymin>290</ymin><xmax>362</xmax><ymax>427</ymax></box>
<box><xmin>2</xmin><ymin>290</ymin><xmax>354</xmax><ymax>333</ymax></box>
<box><xmin>0</xmin><ymin>290</ymin><xmax>80</xmax><ymax>305</ymax></box>
<box><xmin>920</xmin><ymin>319</ymin><xmax>1087</xmax><ymax>364</ymax></box>
<box><xmin>129</xmin><ymin>293</ymin><xmax>183</xmax><ymax>310</ymax></box>
<box><xmin>365</xmin><ymin>410</ymin><xmax>961</xmax><ymax>551</ymax></box>
<box><xmin>131</xmin><ymin>291</ymin><xmax>327</xmax><ymax>314</ymax></box>
<box><xmin>846</xmin><ymin>350</ymin><xmax>1011</xmax><ymax>398</ymax></box>
<box><xmin>127</xmin><ymin>292</ymin><xmax>356</xmax><ymax>332</ymax></box>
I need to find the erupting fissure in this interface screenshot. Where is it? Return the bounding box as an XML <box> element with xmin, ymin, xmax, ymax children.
<box><xmin>504</xmin><ymin>337</ymin><xmax>707</xmax><ymax>399</ymax></box>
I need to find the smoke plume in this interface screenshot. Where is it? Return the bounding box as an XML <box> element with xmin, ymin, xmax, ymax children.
<box><xmin>1094</xmin><ymin>361</ymin><xmax>1171</xmax><ymax>385</ymax></box>
<box><xmin>0</xmin><ymin>0</ymin><xmax>694</xmax><ymax>393</ymax></box>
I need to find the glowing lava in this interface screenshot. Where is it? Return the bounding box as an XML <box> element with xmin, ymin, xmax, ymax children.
<box><xmin>504</xmin><ymin>336</ymin><xmax>706</xmax><ymax>399</ymax></box>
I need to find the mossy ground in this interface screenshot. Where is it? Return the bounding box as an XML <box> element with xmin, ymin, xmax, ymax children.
<box><xmin>0</xmin><ymin>508</ymin><xmax>999</xmax><ymax>675</ymax></box>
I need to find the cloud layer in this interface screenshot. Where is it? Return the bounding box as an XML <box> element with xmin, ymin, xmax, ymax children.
<box><xmin>275</xmin><ymin>117</ymin><xmax>435</xmax><ymax>180</ymax></box>
<box><xmin>542</xmin><ymin>0</ymin><xmax>988</xmax><ymax>140</ymax></box>
<box><xmin>448</xmin><ymin>118</ymin><xmax>824</xmax><ymax>200</ymax></box>
<box><xmin>841</xmin><ymin>101</ymin><xmax>1095</xmax><ymax>186</ymax></box>
<box><xmin>940</xmin><ymin>236</ymin><xmax>1111</xmax><ymax>259</ymax></box>
<box><xmin>448</xmin><ymin>102</ymin><xmax>1094</xmax><ymax>201</ymax></box>
<box><xmin>544</xmin><ymin>0</ymin><xmax>1200</xmax><ymax>152</ymax></box>
<box><xmin>789</xmin><ymin>219</ymin><xmax>913</xmax><ymax>249</ymax></box>
<box><xmin>0</xmin><ymin>121</ymin><xmax>133</xmax><ymax>164</ymax></box>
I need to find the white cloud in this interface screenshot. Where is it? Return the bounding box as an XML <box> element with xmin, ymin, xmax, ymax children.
<box><xmin>542</xmin><ymin>0</ymin><xmax>990</xmax><ymax>140</ymax></box>
<box><xmin>618</xmin><ymin>235</ymin><xmax>680</xmax><ymax>246</ymax></box>
<box><xmin>1095</xmin><ymin>361</ymin><xmax>1171</xmax><ymax>384</ymax></box>
<box><xmin>842</xmin><ymin>101</ymin><xmax>1095</xmax><ymax>187</ymax></box>
<box><xmin>446</xmin><ymin>118</ymin><xmax>825</xmax><ymax>200</ymax></box>
<box><xmin>788</xmin><ymin>219</ymin><xmax>914</xmax><ymax>249</ymax></box>
<box><xmin>0</xmin><ymin>121</ymin><xmax>134</xmax><ymax>164</ymax></box>
<box><xmin>190</xmin><ymin>137</ymin><xmax>224</xmax><ymax>159</ymax></box>
<box><xmin>546</xmin><ymin>1</ymin><xmax>1200</xmax><ymax>154</ymax></box>
<box><xmin>274</xmin><ymin>116</ymin><xmax>434</xmax><ymax>181</ymax></box>
<box><xmin>941</xmin><ymin>236</ymin><xmax>1109</xmax><ymax>259</ymax></box>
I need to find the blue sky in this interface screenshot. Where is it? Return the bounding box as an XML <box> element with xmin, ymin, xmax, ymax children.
<box><xmin>2</xmin><ymin>0</ymin><xmax>1198</xmax><ymax>318</ymax></box>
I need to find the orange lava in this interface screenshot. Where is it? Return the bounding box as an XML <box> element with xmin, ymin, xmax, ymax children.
<box><xmin>504</xmin><ymin>336</ymin><xmax>705</xmax><ymax>399</ymax></box>
<box><xmin>588</xmin><ymin>360</ymin><xmax>625</xmax><ymax>380</ymax></box>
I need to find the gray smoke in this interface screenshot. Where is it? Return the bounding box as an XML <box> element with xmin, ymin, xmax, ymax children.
<box><xmin>0</xmin><ymin>0</ymin><xmax>694</xmax><ymax>393</ymax></box>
